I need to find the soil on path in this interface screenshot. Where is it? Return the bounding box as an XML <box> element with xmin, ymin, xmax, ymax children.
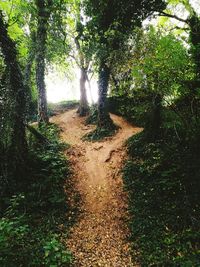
<box><xmin>51</xmin><ymin>110</ymin><xmax>142</xmax><ymax>267</ymax></box>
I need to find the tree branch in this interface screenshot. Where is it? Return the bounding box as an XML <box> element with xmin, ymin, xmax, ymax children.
<box><xmin>169</xmin><ymin>26</ymin><xmax>190</xmax><ymax>32</ymax></box>
<box><xmin>159</xmin><ymin>11</ymin><xmax>189</xmax><ymax>24</ymax></box>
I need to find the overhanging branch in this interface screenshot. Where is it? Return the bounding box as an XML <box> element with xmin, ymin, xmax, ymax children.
<box><xmin>159</xmin><ymin>11</ymin><xmax>189</xmax><ymax>25</ymax></box>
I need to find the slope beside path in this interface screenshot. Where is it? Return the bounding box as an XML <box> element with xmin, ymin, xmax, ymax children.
<box><xmin>51</xmin><ymin>109</ymin><xmax>142</xmax><ymax>267</ymax></box>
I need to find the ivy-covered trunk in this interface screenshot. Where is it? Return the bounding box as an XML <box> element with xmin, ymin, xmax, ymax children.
<box><xmin>77</xmin><ymin>67</ymin><xmax>89</xmax><ymax>116</ymax></box>
<box><xmin>35</xmin><ymin>0</ymin><xmax>51</xmax><ymax>124</ymax></box>
<box><xmin>24</xmin><ymin>32</ymin><xmax>36</xmax><ymax>117</ymax></box>
<box><xmin>97</xmin><ymin>62</ymin><xmax>113</xmax><ymax>128</ymax></box>
<box><xmin>189</xmin><ymin>15</ymin><xmax>200</xmax><ymax>79</ymax></box>
<box><xmin>0</xmin><ymin>11</ymin><xmax>27</xmax><ymax>181</ymax></box>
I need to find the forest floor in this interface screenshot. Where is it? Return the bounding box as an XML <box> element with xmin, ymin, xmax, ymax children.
<box><xmin>51</xmin><ymin>109</ymin><xmax>142</xmax><ymax>267</ymax></box>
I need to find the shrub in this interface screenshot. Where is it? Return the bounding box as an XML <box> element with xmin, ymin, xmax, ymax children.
<box><xmin>0</xmin><ymin>124</ymin><xmax>72</xmax><ymax>266</ymax></box>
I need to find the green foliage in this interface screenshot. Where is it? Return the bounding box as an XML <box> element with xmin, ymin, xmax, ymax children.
<box><xmin>0</xmin><ymin>214</ymin><xmax>29</xmax><ymax>266</ymax></box>
<box><xmin>123</xmin><ymin>132</ymin><xmax>200</xmax><ymax>266</ymax></box>
<box><xmin>85</xmin><ymin>104</ymin><xmax>98</xmax><ymax>125</ymax></box>
<box><xmin>132</xmin><ymin>27</ymin><xmax>192</xmax><ymax>97</ymax></box>
<box><xmin>43</xmin><ymin>235</ymin><xmax>72</xmax><ymax>266</ymax></box>
<box><xmin>48</xmin><ymin>100</ymin><xmax>79</xmax><ymax>116</ymax></box>
<box><xmin>0</xmin><ymin>0</ymin><xmax>31</xmax><ymax>60</ymax></box>
<box><xmin>107</xmin><ymin>94</ymin><xmax>150</xmax><ymax>127</ymax></box>
<box><xmin>26</xmin><ymin>124</ymin><xmax>69</xmax><ymax>209</ymax></box>
<box><xmin>84</xmin><ymin>0</ymin><xmax>166</xmax><ymax>65</ymax></box>
<box><xmin>0</xmin><ymin>124</ymin><xmax>72</xmax><ymax>266</ymax></box>
<box><xmin>110</xmin><ymin>18</ymin><xmax>200</xmax><ymax>267</ymax></box>
<box><xmin>109</xmin><ymin>28</ymin><xmax>197</xmax><ymax>138</ymax></box>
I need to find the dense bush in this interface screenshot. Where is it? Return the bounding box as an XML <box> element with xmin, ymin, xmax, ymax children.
<box><xmin>108</xmin><ymin>26</ymin><xmax>200</xmax><ymax>266</ymax></box>
<box><xmin>0</xmin><ymin>124</ymin><xmax>72</xmax><ymax>266</ymax></box>
<box><xmin>107</xmin><ymin>93</ymin><xmax>152</xmax><ymax>127</ymax></box>
<box><xmin>123</xmin><ymin>132</ymin><xmax>200</xmax><ymax>266</ymax></box>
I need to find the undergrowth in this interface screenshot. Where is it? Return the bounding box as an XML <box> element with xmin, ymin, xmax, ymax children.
<box><xmin>84</xmin><ymin>104</ymin><xmax>119</xmax><ymax>141</ymax></box>
<box><xmin>85</xmin><ymin>104</ymin><xmax>98</xmax><ymax>125</ymax></box>
<box><xmin>0</xmin><ymin>124</ymin><xmax>73</xmax><ymax>266</ymax></box>
<box><xmin>123</xmin><ymin>132</ymin><xmax>200</xmax><ymax>266</ymax></box>
<box><xmin>48</xmin><ymin>100</ymin><xmax>79</xmax><ymax>116</ymax></box>
<box><xmin>107</xmin><ymin>94</ymin><xmax>150</xmax><ymax>127</ymax></box>
<box><xmin>83</xmin><ymin>124</ymin><xmax>118</xmax><ymax>141</ymax></box>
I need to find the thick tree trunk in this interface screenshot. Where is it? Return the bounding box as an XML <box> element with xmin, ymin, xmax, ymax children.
<box><xmin>35</xmin><ymin>0</ymin><xmax>51</xmax><ymax>124</ymax></box>
<box><xmin>97</xmin><ymin>62</ymin><xmax>113</xmax><ymax>128</ymax></box>
<box><xmin>0</xmin><ymin>11</ymin><xmax>27</xmax><ymax>174</ymax></box>
<box><xmin>77</xmin><ymin>67</ymin><xmax>89</xmax><ymax>116</ymax></box>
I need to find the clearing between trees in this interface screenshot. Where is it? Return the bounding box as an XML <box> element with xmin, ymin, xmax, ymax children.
<box><xmin>51</xmin><ymin>109</ymin><xmax>142</xmax><ymax>267</ymax></box>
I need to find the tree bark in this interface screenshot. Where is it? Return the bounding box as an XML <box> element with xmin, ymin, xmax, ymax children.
<box><xmin>152</xmin><ymin>94</ymin><xmax>162</xmax><ymax>140</ymax></box>
<box><xmin>97</xmin><ymin>62</ymin><xmax>113</xmax><ymax>128</ymax></box>
<box><xmin>146</xmin><ymin>93</ymin><xmax>162</xmax><ymax>141</ymax></box>
<box><xmin>74</xmin><ymin>35</ymin><xmax>90</xmax><ymax>116</ymax></box>
<box><xmin>86</xmin><ymin>73</ymin><xmax>94</xmax><ymax>105</ymax></box>
<box><xmin>35</xmin><ymin>0</ymin><xmax>52</xmax><ymax>124</ymax></box>
<box><xmin>188</xmin><ymin>15</ymin><xmax>200</xmax><ymax>79</ymax></box>
<box><xmin>0</xmin><ymin>11</ymin><xmax>27</xmax><ymax>172</ymax></box>
<box><xmin>77</xmin><ymin>67</ymin><xmax>89</xmax><ymax>116</ymax></box>
<box><xmin>24</xmin><ymin>32</ymin><xmax>36</xmax><ymax>116</ymax></box>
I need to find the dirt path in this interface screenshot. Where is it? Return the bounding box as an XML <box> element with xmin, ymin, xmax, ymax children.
<box><xmin>51</xmin><ymin>110</ymin><xmax>142</xmax><ymax>267</ymax></box>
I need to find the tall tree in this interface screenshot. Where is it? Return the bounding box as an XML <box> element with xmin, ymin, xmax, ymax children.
<box><xmin>85</xmin><ymin>0</ymin><xmax>166</xmax><ymax>130</ymax></box>
<box><xmin>0</xmin><ymin>11</ymin><xmax>27</xmax><ymax>178</ymax></box>
<box><xmin>65</xmin><ymin>0</ymin><xmax>91</xmax><ymax>116</ymax></box>
<box><xmin>35</xmin><ymin>0</ymin><xmax>52</xmax><ymax>123</ymax></box>
<box><xmin>159</xmin><ymin>0</ymin><xmax>200</xmax><ymax>78</ymax></box>
<box><xmin>74</xmin><ymin>11</ymin><xmax>90</xmax><ymax>116</ymax></box>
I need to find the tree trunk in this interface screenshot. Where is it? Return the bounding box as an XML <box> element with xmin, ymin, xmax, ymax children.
<box><xmin>86</xmin><ymin>73</ymin><xmax>94</xmax><ymax>105</ymax></box>
<box><xmin>77</xmin><ymin>67</ymin><xmax>89</xmax><ymax>116</ymax></box>
<box><xmin>189</xmin><ymin>15</ymin><xmax>200</xmax><ymax>79</ymax></box>
<box><xmin>35</xmin><ymin>0</ymin><xmax>51</xmax><ymax>124</ymax></box>
<box><xmin>36</xmin><ymin>56</ymin><xmax>48</xmax><ymax>123</ymax></box>
<box><xmin>24</xmin><ymin>32</ymin><xmax>36</xmax><ymax>116</ymax></box>
<box><xmin>146</xmin><ymin>93</ymin><xmax>162</xmax><ymax>141</ymax></box>
<box><xmin>0</xmin><ymin>11</ymin><xmax>27</xmax><ymax>176</ymax></box>
<box><xmin>97</xmin><ymin>62</ymin><xmax>113</xmax><ymax>128</ymax></box>
<box><xmin>152</xmin><ymin>94</ymin><xmax>162</xmax><ymax>140</ymax></box>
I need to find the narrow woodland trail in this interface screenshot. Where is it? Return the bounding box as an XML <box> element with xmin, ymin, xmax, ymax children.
<box><xmin>51</xmin><ymin>110</ymin><xmax>142</xmax><ymax>267</ymax></box>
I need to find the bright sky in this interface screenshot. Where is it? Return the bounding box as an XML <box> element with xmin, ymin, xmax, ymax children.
<box><xmin>46</xmin><ymin>67</ymin><xmax>98</xmax><ymax>104</ymax></box>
